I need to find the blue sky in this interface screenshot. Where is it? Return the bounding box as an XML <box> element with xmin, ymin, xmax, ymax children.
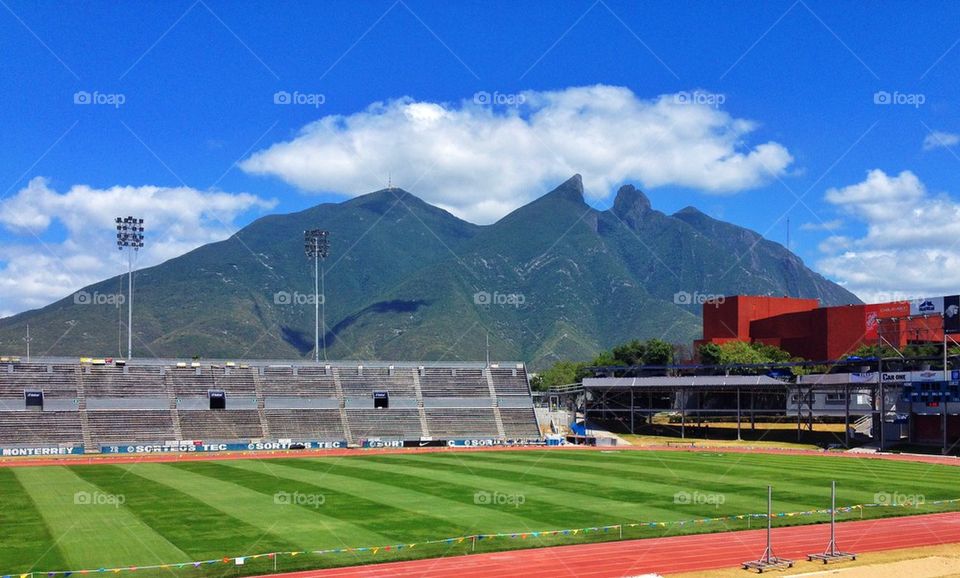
<box><xmin>1</xmin><ymin>0</ymin><xmax>959</xmax><ymax>315</ymax></box>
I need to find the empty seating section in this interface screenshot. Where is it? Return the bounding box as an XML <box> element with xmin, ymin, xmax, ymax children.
<box><xmin>489</xmin><ymin>368</ymin><xmax>530</xmax><ymax>395</ymax></box>
<box><xmin>425</xmin><ymin>408</ymin><xmax>500</xmax><ymax>437</ymax></box>
<box><xmin>0</xmin><ymin>411</ymin><xmax>82</xmax><ymax>444</ymax></box>
<box><xmin>0</xmin><ymin>362</ymin><xmax>541</xmax><ymax>446</ymax></box>
<box><xmin>84</xmin><ymin>366</ymin><xmax>164</xmax><ymax>396</ymax></box>
<box><xmin>420</xmin><ymin>368</ymin><xmax>490</xmax><ymax>397</ymax></box>
<box><xmin>499</xmin><ymin>408</ymin><xmax>541</xmax><ymax>438</ymax></box>
<box><xmin>0</xmin><ymin>365</ymin><xmax>78</xmax><ymax>399</ymax></box>
<box><xmin>337</xmin><ymin>367</ymin><xmax>416</xmax><ymax>397</ymax></box>
<box><xmin>212</xmin><ymin>367</ymin><xmax>257</xmax><ymax>394</ymax></box>
<box><xmin>264</xmin><ymin>409</ymin><xmax>345</xmax><ymax>439</ymax></box>
<box><xmin>166</xmin><ymin>368</ymin><xmax>216</xmax><ymax>396</ymax></box>
<box><xmin>260</xmin><ymin>366</ymin><xmax>337</xmax><ymax>397</ymax></box>
<box><xmin>87</xmin><ymin>410</ymin><xmax>175</xmax><ymax>444</ymax></box>
<box><xmin>179</xmin><ymin>410</ymin><xmax>263</xmax><ymax>440</ymax></box>
<box><xmin>348</xmin><ymin>409</ymin><xmax>422</xmax><ymax>439</ymax></box>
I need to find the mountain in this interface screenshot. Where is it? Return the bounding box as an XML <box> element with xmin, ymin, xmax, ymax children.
<box><xmin>0</xmin><ymin>175</ymin><xmax>859</xmax><ymax>369</ymax></box>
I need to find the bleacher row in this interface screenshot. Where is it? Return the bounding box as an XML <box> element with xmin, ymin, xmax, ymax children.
<box><xmin>0</xmin><ymin>362</ymin><xmax>540</xmax><ymax>448</ymax></box>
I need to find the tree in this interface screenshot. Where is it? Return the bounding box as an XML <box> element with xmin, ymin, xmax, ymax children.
<box><xmin>531</xmin><ymin>360</ymin><xmax>588</xmax><ymax>391</ymax></box>
<box><xmin>642</xmin><ymin>338</ymin><xmax>674</xmax><ymax>365</ymax></box>
<box><xmin>612</xmin><ymin>340</ymin><xmax>646</xmax><ymax>365</ymax></box>
<box><xmin>697</xmin><ymin>341</ymin><xmax>802</xmax><ymax>374</ymax></box>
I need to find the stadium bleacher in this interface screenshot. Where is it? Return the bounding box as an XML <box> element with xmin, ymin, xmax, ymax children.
<box><xmin>0</xmin><ymin>361</ymin><xmax>540</xmax><ymax>449</ymax></box>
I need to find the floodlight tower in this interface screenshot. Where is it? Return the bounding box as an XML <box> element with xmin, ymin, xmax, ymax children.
<box><xmin>116</xmin><ymin>216</ymin><xmax>145</xmax><ymax>359</ymax></box>
<box><xmin>304</xmin><ymin>229</ymin><xmax>329</xmax><ymax>362</ymax></box>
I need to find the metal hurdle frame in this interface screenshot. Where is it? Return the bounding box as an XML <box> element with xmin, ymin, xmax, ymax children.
<box><xmin>807</xmin><ymin>480</ymin><xmax>856</xmax><ymax>563</ymax></box>
<box><xmin>742</xmin><ymin>486</ymin><xmax>794</xmax><ymax>573</ymax></box>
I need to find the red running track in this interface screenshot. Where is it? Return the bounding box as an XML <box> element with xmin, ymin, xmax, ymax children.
<box><xmin>259</xmin><ymin>512</ymin><xmax>960</xmax><ymax>577</ymax></box>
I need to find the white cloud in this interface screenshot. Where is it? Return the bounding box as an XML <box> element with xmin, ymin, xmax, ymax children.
<box><xmin>0</xmin><ymin>177</ymin><xmax>275</xmax><ymax>316</ymax></box>
<box><xmin>799</xmin><ymin>219</ymin><xmax>842</xmax><ymax>232</ymax></box>
<box><xmin>923</xmin><ymin>131</ymin><xmax>960</xmax><ymax>151</ymax></box>
<box><xmin>241</xmin><ymin>85</ymin><xmax>793</xmax><ymax>223</ymax></box>
<box><xmin>817</xmin><ymin>169</ymin><xmax>960</xmax><ymax>301</ymax></box>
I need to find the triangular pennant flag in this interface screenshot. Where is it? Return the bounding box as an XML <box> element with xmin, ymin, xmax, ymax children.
<box><xmin>235</xmin><ymin>558</ymin><xmax>244</xmax><ymax>566</ymax></box>
<box><xmin>371</xmin><ymin>548</ymin><xmax>379</xmax><ymax>555</ymax></box>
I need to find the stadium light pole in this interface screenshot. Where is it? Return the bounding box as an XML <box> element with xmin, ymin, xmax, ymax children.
<box><xmin>304</xmin><ymin>229</ymin><xmax>329</xmax><ymax>363</ymax></box>
<box><xmin>116</xmin><ymin>216</ymin><xmax>145</xmax><ymax>359</ymax></box>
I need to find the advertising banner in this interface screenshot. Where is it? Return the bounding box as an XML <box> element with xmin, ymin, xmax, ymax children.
<box><xmin>865</xmin><ymin>301</ymin><xmax>910</xmax><ymax>339</ymax></box>
<box><xmin>100</xmin><ymin>440</ymin><xmax>347</xmax><ymax>454</ymax></box>
<box><xmin>944</xmin><ymin>295</ymin><xmax>960</xmax><ymax>334</ymax></box>
<box><xmin>1</xmin><ymin>445</ymin><xmax>84</xmax><ymax>456</ymax></box>
<box><xmin>910</xmin><ymin>297</ymin><xmax>944</xmax><ymax>316</ymax></box>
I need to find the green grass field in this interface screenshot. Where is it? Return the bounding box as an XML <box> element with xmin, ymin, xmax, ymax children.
<box><xmin>1</xmin><ymin>450</ymin><xmax>958</xmax><ymax>577</ymax></box>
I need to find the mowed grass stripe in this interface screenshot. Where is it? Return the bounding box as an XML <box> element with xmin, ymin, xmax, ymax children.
<box><xmin>140</xmin><ymin>462</ymin><xmax>390</xmax><ymax>549</ymax></box>
<box><xmin>0</xmin><ymin>468</ymin><xmax>68</xmax><ymax>573</ymax></box>
<box><xmin>502</xmin><ymin>451</ymin><xmax>958</xmax><ymax>503</ymax></box>
<box><xmin>222</xmin><ymin>458</ymin><xmax>548</xmax><ymax>536</ymax></box>
<box><xmin>279</xmin><ymin>456</ymin><xmax>607</xmax><ymax>530</ymax></box>
<box><xmin>13</xmin><ymin>467</ymin><xmax>187</xmax><ymax>569</ymax></box>
<box><xmin>414</xmin><ymin>452</ymin><xmax>787</xmax><ymax>517</ymax></box>
<box><xmin>69</xmin><ymin>465</ymin><xmax>298</xmax><ymax>560</ymax></box>
<box><xmin>454</xmin><ymin>451</ymin><xmax>850</xmax><ymax>511</ymax></box>
<box><xmin>176</xmin><ymin>460</ymin><xmax>464</xmax><ymax>543</ymax></box>
<box><xmin>621</xmin><ymin>450</ymin><xmax>960</xmax><ymax>492</ymax></box>
<box><xmin>312</xmin><ymin>454</ymin><xmax>664</xmax><ymax>525</ymax></box>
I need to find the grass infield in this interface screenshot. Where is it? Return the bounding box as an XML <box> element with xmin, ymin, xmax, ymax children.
<box><xmin>1</xmin><ymin>449</ymin><xmax>957</xmax><ymax>577</ymax></box>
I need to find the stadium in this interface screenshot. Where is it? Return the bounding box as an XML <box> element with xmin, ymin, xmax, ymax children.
<box><xmin>5</xmin><ymin>3</ymin><xmax>960</xmax><ymax>576</ymax></box>
<box><xmin>2</xmin><ymin>333</ymin><xmax>960</xmax><ymax>577</ymax></box>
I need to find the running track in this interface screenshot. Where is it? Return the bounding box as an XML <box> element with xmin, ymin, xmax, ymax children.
<box><xmin>259</xmin><ymin>512</ymin><xmax>960</xmax><ymax>577</ymax></box>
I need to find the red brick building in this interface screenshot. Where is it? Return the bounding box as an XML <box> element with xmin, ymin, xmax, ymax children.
<box><xmin>696</xmin><ymin>295</ymin><xmax>948</xmax><ymax>361</ymax></box>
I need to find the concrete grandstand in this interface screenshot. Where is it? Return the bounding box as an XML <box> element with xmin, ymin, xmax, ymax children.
<box><xmin>0</xmin><ymin>360</ymin><xmax>542</xmax><ymax>453</ymax></box>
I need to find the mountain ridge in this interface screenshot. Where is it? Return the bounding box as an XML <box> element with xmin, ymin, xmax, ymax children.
<box><xmin>0</xmin><ymin>176</ymin><xmax>860</xmax><ymax>368</ymax></box>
